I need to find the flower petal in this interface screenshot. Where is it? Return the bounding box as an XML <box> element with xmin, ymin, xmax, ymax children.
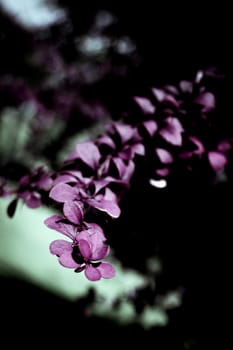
<box><xmin>97</xmin><ymin>135</ymin><xmax>115</xmax><ymax>150</ymax></box>
<box><xmin>44</xmin><ymin>215</ymin><xmax>75</xmax><ymax>239</ymax></box>
<box><xmin>49</xmin><ymin>183</ymin><xmax>77</xmax><ymax>202</ymax></box>
<box><xmin>87</xmin><ymin>198</ymin><xmax>121</xmax><ymax>218</ymax></box>
<box><xmin>179</xmin><ymin>80</ymin><xmax>193</xmax><ymax>93</ymax></box>
<box><xmin>152</xmin><ymin>87</ymin><xmax>179</xmax><ymax>107</ymax></box>
<box><xmin>208</xmin><ymin>151</ymin><xmax>228</xmax><ymax>171</ymax></box>
<box><xmin>92</xmin><ymin>245</ymin><xmax>109</xmax><ymax>260</ymax></box>
<box><xmin>77</xmin><ymin>226</ymin><xmax>107</xmax><ymax>255</ymax></box>
<box><xmin>59</xmin><ymin>251</ymin><xmax>80</xmax><ymax>268</ymax></box>
<box><xmin>85</xmin><ymin>265</ymin><xmax>102</xmax><ymax>281</ymax></box>
<box><xmin>217</xmin><ymin>140</ymin><xmax>231</xmax><ymax>152</ymax></box>
<box><xmin>110</xmin><ymin>123</ymin><xmax>136</xmax><ymax>144</ymax></box>
<box><xmin>37</xmin><ymin>174</ymin><xmax>53</xmax><ymax>190</ymax></box>
<box><xmin>156</xmin><ymin>148</ymin><xmax>173</xmax><ymax>164</ymax></box>
<box><xmin>141</xmin><ymin>120</ymin><xmax>158</xmax><ymax>137</ymax></box>
<box><xmin>133</xmin><ymin>96</ymin><xmax>156</xmax><ymax>114</ymax></box>
<box><xmin>53</xmin><ymin>174</ymin><xmax>77</xmax><ymax>186</ymax></box>
<box><xmin>156</xmin><ymin>168</ymin><xmax>170</xmax><ymax>177</ymax></box>
<box><xmin>78</xmin><ymin>239</ymin><xmax>92</xmax><ymax>260</ymax></box>
<box><xmin>63</xmin><ymin>200</ymin><xmax>83</xmax><ymax>225</ymax></box>
<box><xmin>97</xmin><ymin>262</ymin><xmax>116</xmax><ymax>279</ymax></box>
<box><xmin>79</xmin><ymin>224</ymin><xmax>105</xmax><ymax>240</ymax></box>
<box><xmin>24</xmin><ymin>192</ymin><xmax>41</xmax><ymax>208</ymax></box>
<box><xmin>159</xmin><ymin>117</ymin><xmax>183</xmax><ymax>146</ymax></box>
<box><xmin>66</xmin><ymin>141</ymin><xmax>101</xmax><ymax>169</ymax></box>
<box><xmin>195</xmin><ymin>92</ymin><xmax>215</xmax><ymax>112</ymax></box>
<box><xmin>112</xmin><ymin>157</ymin><xmax>127</xmax><ymax>178</ymax></box>
<box><xmin>49</xmin><ymin>239</ymin><xmax>72</xmax><ymax>256</ymax></box>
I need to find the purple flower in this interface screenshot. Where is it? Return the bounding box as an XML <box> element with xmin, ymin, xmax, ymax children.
<box><xmin>180</xmin><ymin>137</ymin><xmax>231</xmax><ymax>172</ymax></box>
<box><xmin>49</xmin><ymin>181</ymin><xmax>121</xmax><ymax>218</ymax></box>
<box><xmin>97</xmin><ymin>122</ymin><xmax>145</xmax><ymax>182</ymax></box>
<box><xmin>207</xmin><ymin>140</ymin><xmax>231</xmax><ymax>172</ymax></box>
<box><xmin>45</xmin><ymin>216</ymin><xmax>115</xmax><ymax>281</ymax></box>
<box><xmin>133</xmin><ymin>96</ymin><xmax>156</xmax><ymax>114</ymax></box>
<box><xmin>159</xmin><ymin>117</ymin><xmax>184</xmax><ymax>146</ymax></box>
<box><xmin>17</xmin><ymin>166</ymin><xmax>53</xmax><ymax>208</ymax></box>
<box><xmin>66</xmin><ymin>141</ymin><xmax>101</xmax><ymax>170</ymax></box>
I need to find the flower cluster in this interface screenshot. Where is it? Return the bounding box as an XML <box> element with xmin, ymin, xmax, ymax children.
<box><xmin>130</xmin><ymin>68</ymin><xmax>231</xmax><ymax>187</ymax></box>
<box><xmin>3</xmin><ymin>166</ymin><xmax>53</xmax><ymax>217</ymax></box>
<box><xmin>43</xmin><ymin>122</ymin><xmax>144</xmax><ymax>280</ymax></box>
<box><xmin>1</xmin><ymin>67</ymin><xmax>230</xmax><ymax>281</ymax></box>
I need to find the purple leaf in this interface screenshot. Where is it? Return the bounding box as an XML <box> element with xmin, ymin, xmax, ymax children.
<box><xmin>195</xmin><ymin>92</ymin><xmax>216</xmax><ymax>112</ymax></box>
<box><xmin>179</xmin><ymin>80</ymin><xmax>193</xmax><ymax>93</ymax></box>
<box><xmin>92</xmin><ymin>245</ymin><xmax>109</xmax><ymax>260</ymax></box>
<box><xmin>189</xmin><ymin>136</ymin><xmax>205</xmax><ymax>155</ymax></box>
<box><xmin>79</xmin><ymin>224</ymin><xmax>105</xmax><ymax>242</ymax></box>
<box><xmin>53</xmin><ymin>174</ymin><xmax>78</xmax><ymax>186</ymax></box>
<box><xmin>152</xmin><ymin>88</ymin><xmax>179</xmax><ymax>107</ymax></box>
<box><xmin>20</xmin><ymin>191</ymin><xmax>41</xmax><ymax>208</ymax></box>
<box><xmin>49</xmin><ymin>239</ymin><xmax>72</xmax><ymax>256</ymax></box>
<box><xmin>78</xmin><ymin>239</ymin><xmax>92</xmax><ymax>260</ymax></box>
<box><xmin>113</xmin><ymin>123</ymin><xmax>136</xmax><ymax>144</ymax></box>
<box><xmin>66</xmin><ymin>141</ymin><xmax>101</xmax><ymax>169</ymax></box>
<box><xmin>131</xmin><ymin>143</ymin><xmax>145</xmax><ymax>156</ymax></box>
<box><xmin>141</xmin><ymin>120</ymin><xmax>158</xmax><ymax>137</ymax></box>
<box><xmin>179</xmin><ymin>136</ymin><xmax>205</xmax><ymax>159</ymax></box>
<box><xmin>121</xmin><ymin>160</ymin><xmax>135</xmax><ymax>182</ymax></box>
<box><xmin>87</xmin><ymin>198</ymin><xmax>121</xmax><ymax>218</ymax></box>
<box><xmin>85</xmin><ymin>265</ymin><xmax>102</xmax><ymax>281</ymax></box>
<box><xmin>44</xmin><ymin>215</ymin><xmax>75</xmax><ymax>239</ymax></box>
<box><xmin>156</xmin><ymin>168</ymin><xmax>170</xmax><ymax>177</ymax></box>
<box><xmin>93</xmin><ymin>179</ymin><xmax>111</xmax><ymax>194</ymax></box>
<box><xmin>208</xmin><ymin>151</ymin><xmax>228</xmax><ymax>171</ymax></box>
<box><xmin>151</xmin><ymin>88</ymin><xmax>166</xmax><ymax>102</ymax></box>
<box><xmin>217</xmin><ymin>140</ymin><xmax>231</xmax><ymax>152</ymax></box>
<box><xmin>98</xmin><ymin>262</ymin><xmax>116</xmax><ymax>279</ymax></box>
<box><xmin>37</xmin><ymin>174</ymin><xmax>53</xmax><ymax>191</ymax></box>
<box><xmin>97</xmin><ymin>135</ymin><xmax>116</xmax><ymax>150</ymax></box>
<box><xmin>59</xmin><ymin>251</ymin><xmax>79</xmax><ymax>268</ymax></box>
<box><xmin>159</xmin><ymin>117</ymin><xmax>183</xmax><ymax>146</ymax></box>
<box><xmin>156</xmin><ymin>148</ymin><xmax>173</xmax><ymax>164</ymax></box>
<box><xmin>133</xmin><ymin>96</ymin><xmax>156</xmax><ymax>114</ymax></box>
<box><xmin>63</xmin><ymin>200</ymin><xmax>83</xmax><ymax>225</ymax></box>
<box><xmin>49</xmin><ymin>183</ymin><xmax>77</xmax><ymax>203</ymax></box>
<box><xmin>112</xmin><ymin>157</ymin><xmax>127</xmax><ymax>177</ymax></box>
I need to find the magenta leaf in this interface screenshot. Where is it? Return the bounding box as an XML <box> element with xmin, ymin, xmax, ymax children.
<box><xmin>208</xmin><ymin>151</ymin><xmax>228</xmax><ymax>171</ymax></box>
<box><xmin>87</xmin><ymin>197</ymin><xmax>121</xmax><ymax>218</ymax></box>
<box><xmin>78</xmin><ymin>239</ymin><xmax>92</xmax><ymax>260</ymax></box>
<box><xmin>85</xmin><ymin>265</ymin><xmax>102</xmax><ymax>281</ymax></box>
<box><xmin>66</xmin><ymin>141</ymin><xmax>101</xmax><ymax>169</ymax></box>
<box><xmin>49</xmin><ymin>183</ymin><xmax>77</xmax><ymax>202</ymax></box>
<box><xmin>59</xmin><ymin>250</ymin><xmax>79</xmax><ymax>268</ymax></box>
<box><xmin>98</xmin><ymin>262</ymin><xmax>116</xmax><ymax>279</ymax></box>
<box><xmin>92</xmin><ymin>245</ymin><xmax>109</xmax><ymax>260</ymax></box>
<box><xmin>44</xmin><ymin>215</ymin><xmax>75</xmax><ymax>239</ymax></box>
<box><xmin>141</xmin><ymin>120</ymin><xmax>158</xmax><ymax>137</ymax></box>
<box><xmin>195</xmin><ymin>92</ymin><xmax>216</xmax><ymax>112</ymax></box>
<box><xmin>49</xmin><ymin>239</ymin><xmax>72</xmax><ymax>256</ymax></box>
<box><xmin>63</xmin><ymin>200</ymin><xmax>83</xmax><ymax>225</ymax></box>
<box><xmin>156</xmin><ymin>148</ymin><xmax>173</xmax><ymax>164</ymax></box>
<box><xmin>133</xmin><ymin>96</ymin><xmax>156</xmax><ymax>114</ymax></box>
<box><xmin>159</xmin><ymin>117</ymin><xmax>183</xmax><ymax>146</ymax></box>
